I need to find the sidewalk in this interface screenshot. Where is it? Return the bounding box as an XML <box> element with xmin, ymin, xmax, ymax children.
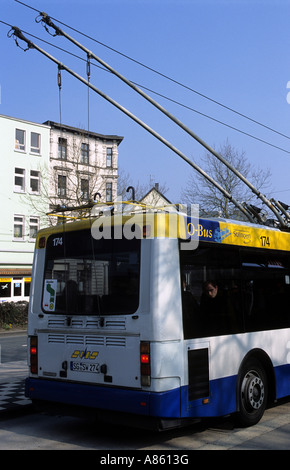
<box><xmin>0</xmin><ymin>360</ymin><xmax>32</xmax><ymax>413</ymax></box>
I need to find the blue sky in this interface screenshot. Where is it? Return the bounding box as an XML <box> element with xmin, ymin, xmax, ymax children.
<box><xmin>1</xmin><ymin>0</ymin><xmax>290</xmax><ymax>205</ymax></box>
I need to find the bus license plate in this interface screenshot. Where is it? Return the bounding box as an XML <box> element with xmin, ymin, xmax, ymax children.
<box><xmin>70</xmin><ymin>361</ymin><xmax>100</xmax><ymax>373</ymax></box>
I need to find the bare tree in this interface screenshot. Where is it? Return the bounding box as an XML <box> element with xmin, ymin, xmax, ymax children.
<box><xmin>23</xmin><ymin>135</ymin><xmax>117</xmax><ymax>225</ymax></box>
<box><xmin>182</xmin><ymin>141</ymin><xmax>272</xmax><ymax>219</ymax></box>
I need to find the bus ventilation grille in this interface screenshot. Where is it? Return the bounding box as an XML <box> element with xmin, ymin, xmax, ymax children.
<box><xmin>188</xmin><ymin>348</ymin><xmax>209</xmax><ymax>401</ymax></box>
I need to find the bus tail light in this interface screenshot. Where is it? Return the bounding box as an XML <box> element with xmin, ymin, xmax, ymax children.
<box><xmin>140</xmin><ymin>341</ymin><xmax>151</xmax><ymax>386</ymax></box>
<box><xmin>30</xmin><ymin>336</ymin><xmax>38</xmax><ymax>374</ymax></box>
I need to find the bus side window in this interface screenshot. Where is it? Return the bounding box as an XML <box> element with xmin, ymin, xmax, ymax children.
<box><xmin>242</xmin><ymin>252</ymin><xmax>290</xmax><ymax>332</ymax></box>
<box><xmin>180</xmin><ymin>245</ymin><xmax>243</xmax><ymax>338</ymax></box>
<box><xmin>224</xmin><ymin>281</ymin><xmax>244</xmax><ymax>333</ymax></box>
<box><xmin>199</xmin><ymin>280</ymin><xmax>243</xmax><ymax>336</ymax></box>
<box><xmin>181</xmin><ymin>273</ymin><xmax>200</xmax><ymax>339</ymax></box>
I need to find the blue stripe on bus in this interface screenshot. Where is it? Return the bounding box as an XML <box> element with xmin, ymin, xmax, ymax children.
<box><xmin>25</xmin><ymin>378</ymin><xmax>183</xmax><ymax>417</ymax></box>
<box><xmin>25</xmin><ymin>364</ymin><xmax>290</xmax><ymax>419</ymax></box>
<box><xmin>181</xmin><ymin>375</ymin><xmax>237</xmax><ymax>418</ymax></box>
<box><xmin>26</xmin><ymin>378</ymin><xmax>153</xmax><ymax>416</ymax></box>
<box><xmin>186</xmin><ymin>218</ymin><xmax>221</xmax><ymax>243</ymax></box>
<box><xmin>25</xmin><ymin>376</ymin><xmax>236</xmax><ymax>418</ymax></box>
<box><xmin>273</xmin><ymin>363</ymin><xmax>290</xmax><ymax>400</ymax></box>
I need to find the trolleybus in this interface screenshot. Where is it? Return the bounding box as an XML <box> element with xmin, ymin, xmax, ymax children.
<box><xmin>25</xmin><ymin>209</ymin><xmax>290</xmax><ymax>429</ymax></box>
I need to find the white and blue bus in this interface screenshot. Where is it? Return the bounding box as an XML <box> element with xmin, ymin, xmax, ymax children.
<box><xmin>25</xmin><ymin>210</ymin><xmax>290</xmax><ymax>429</ymax></box>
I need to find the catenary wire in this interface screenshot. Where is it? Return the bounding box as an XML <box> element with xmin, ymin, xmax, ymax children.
<box><xmin>1</xmin><ymin>20</ymin><xmax>290</xmax><ymax>156</ymax></box>
<box><xmin>6</xmin><ymin>20</ymin><xmax>290</xmax><ymax>223</ymax></box>
<box><xmin>14</xmin><ymin>0</ymin><xmax>290</xmax><ymax>143</ymax></box>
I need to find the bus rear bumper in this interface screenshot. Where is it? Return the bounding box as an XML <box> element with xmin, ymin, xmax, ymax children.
<box><xmin>25</xmin><ymin>374</ymin><xmax>238</xmax><ymax>426</ymax></box>
<box><xmin>25</xmin><ymin>377</ymin><xmax>182</xmax><ymax>419</ymax></box>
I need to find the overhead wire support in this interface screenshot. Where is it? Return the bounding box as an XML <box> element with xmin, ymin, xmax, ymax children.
<box><xmin>57</xmin><ymin>64</ymin><xmax>63</xmax><ymax>126</ymax></box>
<box><xmin>270</xmin><ymin>199</ymin><xmax>290</xmax><ymax>223</ymax></box>
<box><xmin>7</xmin><ymin>24</ymin><xmax>34</xmax><ymax>50</ymax></box>
<box><xmin>8</xmin><ymin>25</ymin><xmax>254</xmax><ymax>223</ymax></box>
<box><xmin>86</xmin><ymin>52</ymin><xmax>91</xmax><ymax>132</ymax></box>
<box><xmin>36</xmin><ymin>12</ymin><xmax>286</xmax><ymax>228</ymax></box>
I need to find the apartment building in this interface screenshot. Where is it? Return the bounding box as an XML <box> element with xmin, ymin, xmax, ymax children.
<box><xmin>0</xmin><ymin>116</ymin><xmax>123</xmax><ymax>302</ymax></box>
<box><xmin>44</xmin><ymin>121</ymin><xmax>123</xmax><ymax>209</ymax></box>
<box><xmin>0</xmin><ymin>114</ymin><xmax>50</xmax><ymax>302</ymax></box>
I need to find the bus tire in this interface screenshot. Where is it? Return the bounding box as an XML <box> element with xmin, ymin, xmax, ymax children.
<box><xmin>236</xmin><ymin>359</ymin><xmax>268</xmax><ymax>427</ymax></box>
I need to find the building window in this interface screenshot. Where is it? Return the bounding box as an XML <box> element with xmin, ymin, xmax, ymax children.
<box><xmin>13</xmin><ymin>278</ymin><xmax>22</xmax><ymax>297</ymax></box>
<box><xmin>30</xmin><ymin>170</ymin><xmax>40</xmax><ymax>194</ymax></box>
<box><xmin>81</xmin><ymin>179</ymin><xmax>89</xmax><ymax>200</ymax></box>
<box><xmin>15</xmin><ymin>129</ymin><xmax>25</xmax><ymax>151</ymax></box>
<box><xmin>14</xmin><ymin>215</ymin><xmax>24</xmax><ymax>240</ymax></box>
<box><xmin>30</xmin><ymin>132</ymin><xmax>41</xmax><ymax>154</ymax></box>
<box><xmin>58</xmin><ymin>138</ymin><xmax>67</xmax><ymax>160</ymax></box>
<box><xmin>106</xmin><ymin>147</ymin><xmax>113</xmax><ymax>167</ymax></box>
<box><xmin>0</xmin><ymin>279</ymin><xmax>11</xmax><ymax>299</ymax></box>
<box><xmin>29</xmin><ymin>217</ymin><xmax>39</xmax><ymax>241</ymax></box>
<box><xmin>106</xmin><ymin>182</ymin><xmax>112</xmax><ymax>202</ymax></box>
<box><xmin>81</xmin><ymin>143</ymin><xmax>89</xmax><ymax>164</ymax></box>
<box><xmin>24</xmin><ymin>278</ymin><xmax>31</xmax><ymax>297</ymax></box>
<box><xmin>58</xmin><ymin>175</ymin><xmax>67</xmax><ymax>197</ymax></box>
<box><xmin>14</xmin><ymin>168</ymin><xmax>25</xmax><ymax>192</ymax></box>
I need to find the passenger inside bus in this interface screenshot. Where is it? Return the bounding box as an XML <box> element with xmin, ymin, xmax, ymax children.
<box><xmin>200</xmin><ymin>280</ymin><xmax>227</xmax><ymax>335</ymax></box>
<box><xmin>181</xmin><ymin>274</ymin><xmax>243</xmax><ymax>338</ymax></box>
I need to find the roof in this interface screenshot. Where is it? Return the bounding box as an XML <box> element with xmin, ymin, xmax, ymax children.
<box><xmin>0</xmin><ymin>113</ymin><xmax>50</xmax><ymax>129</ymax></box>
<box><xmin>43</xmin><ymin>120</ymin><xmax>124</xmax><ymax>145</ymax></box>
<box><xmin>140</xmin><ymin>185</ymin><xmax>172</xmax><ymax>205</ymax></box>
<box><xmin>35</xmin><ymin>210</ymin><xmax>290</xmax><ymax>253</ymax></box>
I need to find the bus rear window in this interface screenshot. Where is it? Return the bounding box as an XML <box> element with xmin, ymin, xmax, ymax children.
<box><xmin>42</xmin><ymin>229</ymin><xmax>140</xmax><ymax>315</ymax></box>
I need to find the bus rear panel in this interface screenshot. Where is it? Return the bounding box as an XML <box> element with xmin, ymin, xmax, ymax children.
<box><xmin>26</xmin><ymin>218</ymin><xmax>191</xmax><ymax>429</ymax></box>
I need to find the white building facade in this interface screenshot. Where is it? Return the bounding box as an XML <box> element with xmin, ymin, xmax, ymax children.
<box><xmin>0</xmin><ymin>116</ymin><xmax>123</xmax><ymax>302</ymax></box>
<box><xmin>0</xmin><ymin>115</ymin><xmax>50</xmax><ymax>302</ymax></box>
<box><xmin>44</xmin><ymin>121</ymin><xmax>123</xmax><ymax>210</ymax></box>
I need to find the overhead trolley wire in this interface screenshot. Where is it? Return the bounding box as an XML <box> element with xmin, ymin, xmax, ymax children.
<box><xmin>1</xmin><ymin>17</ymin><xmax>286</xmax><ymax>226</ymax></box>
<box><xmin>1</xmin><ymin>18</ymin><xmax>289</xmax><ymax>156</ymax></box>
<box><xmin>14</xmin><ymin>0</ymin><xmax>290</xmax><ymax>143</ymax></box>
<box><xmin>2</xmin><ymin>10</ymin><xmax>290</xmax><ymax>226</ymax></box>
<box><xmin>31</xmin><ymin>13</ymin><xmax>286</xmax><ymax>227</ymax></box>
<box><xmin>6</xmin><ymin>26</ymin><xmax>256</xmax><ymax>224</ymax></box>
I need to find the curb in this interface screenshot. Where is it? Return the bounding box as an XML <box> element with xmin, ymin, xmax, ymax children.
<box><xmin>0</xmin><ymin>329</ymin><xmax>27</xmax><ymax>336</ymax></box>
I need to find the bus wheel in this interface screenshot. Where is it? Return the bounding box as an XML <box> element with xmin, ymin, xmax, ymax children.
<box><xmin>236</xmin><ymin>360</ymin><xmax>268</xmax><ymax>427</ymax></box>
